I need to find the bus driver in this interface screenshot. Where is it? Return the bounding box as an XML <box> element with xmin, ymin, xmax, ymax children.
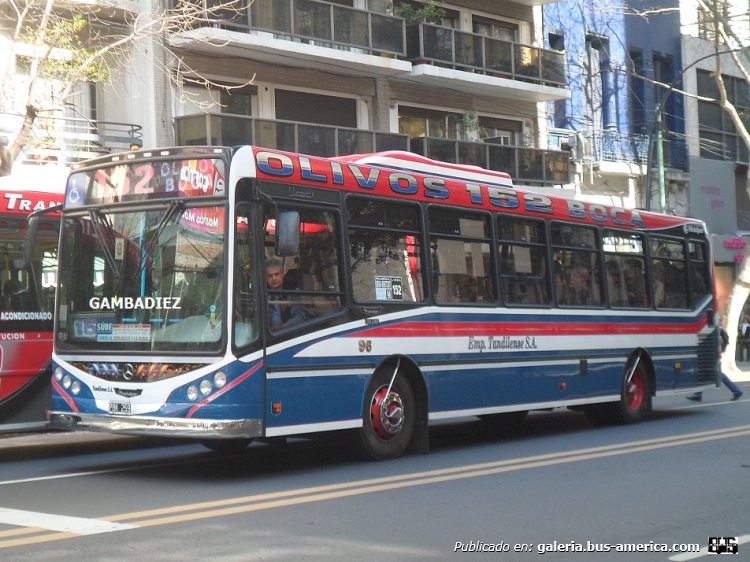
<box><xmin>266</xmin><ymin>258</ymin><xmax>304</xmax><ymax>331</ymax></box>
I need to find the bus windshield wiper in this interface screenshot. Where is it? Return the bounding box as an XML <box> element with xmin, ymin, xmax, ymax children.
<box><xmin>131</xmin><ymin>200</ymin><xmax>185</xmax><ymax>280</ymax></box>
<box><xmin>89</xmin><ymin>208</ymin><xmax>120</xmax><ymax>281</ymax></box>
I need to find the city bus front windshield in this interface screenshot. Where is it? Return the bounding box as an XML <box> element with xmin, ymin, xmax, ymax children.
<box><xmin>56</xmin><ymin>204</ymin><xmax>226</xmax><ymax>354</ymax></box>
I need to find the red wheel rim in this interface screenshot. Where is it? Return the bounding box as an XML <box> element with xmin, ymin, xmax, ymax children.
<box><xmin>626</xmin><ymin>369</ymin><xmax>645</xmax><ymax>411</ymax></box>
<box><xmin>370</xmin><ymin>385</ymin><xmax>404</xmax><ymax>440</ymax></box>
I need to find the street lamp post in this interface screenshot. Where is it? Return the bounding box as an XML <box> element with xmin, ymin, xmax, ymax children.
<box><xmin>645</xmin><ymin>46</ymin><xmax>749</xmax><ymax>213</ymax></box>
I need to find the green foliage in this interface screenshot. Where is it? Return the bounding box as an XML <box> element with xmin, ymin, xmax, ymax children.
<box><xmin>391</xmin><ymin>1</ymin><xmax>446</xmax><ymax>24</ymax></box>
<box><xmin>19</xmin><ymin>14</ymin><xmax>109</xmax><ymax>84</ymax></box>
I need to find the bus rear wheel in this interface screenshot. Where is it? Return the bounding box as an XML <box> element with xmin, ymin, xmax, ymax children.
<box><xmin>359</xmin><ymin>369</ymin><xmax>416</xmax><ymax>461</ymax></box>
<box><xmin>591</xmin><ymin>361</ymin><xmax>651</xmax><ymax>425</ymax></box>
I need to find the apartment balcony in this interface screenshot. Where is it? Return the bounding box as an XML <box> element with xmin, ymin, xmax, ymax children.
<box><xmin>403</xmin><ymin>23</ymin><xmax>568</xmax><ymax>102</ymax></box>
<box><xmin>409</xmin><ymin>137</ymin><xmax>570</xmax><ymax>186</ymax></box>
<box><xmin>0</xmin><ymin>114</ymin><xmax>142</xmax><ymax>168</ymax></box>
<box><xmin>175</xmin><ymin>113</ymin><xmax>409</xmax><ymax>156</ymax></box>
<box><xmin>168</xmin><ymin>0</ymin><xmax>411</xmax><ymax>77</ymax></box>
<box><xmin>570</xmin><ymin>131</ymin><xmax>689</xmax><ymax>174</ymax></box>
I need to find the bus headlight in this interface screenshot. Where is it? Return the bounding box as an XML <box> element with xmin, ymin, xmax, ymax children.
<box><xmin>54</xmin><ymin>367</ymin><xmax>64</xmax><ymax>381</ymax></box>
<box><xmin>199</xmin><ymin>380</ymin><xmax>212</xmax><ymax>396</ymax></box>
<box><xmin>62</xmin><ymin>375</ymin><xmax>72</xmax><ymax>389</ymax></box>
<box><xmin>71</xmin><ymin>381</ymin><xmax>81</xmax><ymax>395</ymax></box>
<box><xmin>186</xmin><ymin>385</ymin><xmax>199</xmax><ymax>401</ymax></box>
<box><xmin>213</xmin><ymin>371</ymin><xmax>227</xmax><ymax>388</ymax></box>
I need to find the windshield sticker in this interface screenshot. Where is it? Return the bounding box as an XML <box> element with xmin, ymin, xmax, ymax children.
<box><xmin>375</xmin><ymin>276</ymin><xmax>403</xmax><ymax>301</ymax></box>
<box><xmin>181</xmin><ymin>207</ymin><xmax>225</xmax><ymax>234</ymax></box>
<box><xmin>98</xmin><ymin>324</ymin><xmax>151</xmax><ymax>343</ymax></box>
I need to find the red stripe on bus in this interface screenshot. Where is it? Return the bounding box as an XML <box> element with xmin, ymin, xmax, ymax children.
<box><xmin>51</xmin><ymin>377</ymin><xmax>80</xmax><ymax>413</ymax></box>
<box><xmin>353</xmin><ymin>318</ymin><xmax>708</xmax><ymax>338</ymax></box>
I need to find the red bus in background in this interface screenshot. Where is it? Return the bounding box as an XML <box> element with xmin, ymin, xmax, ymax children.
<box><xmin>0</xmin><ymin>175</ymin><xmax>62</xmax><ymax>429</ymax></box>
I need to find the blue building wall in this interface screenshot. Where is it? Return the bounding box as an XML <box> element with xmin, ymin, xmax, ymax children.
<box><xmin>623</xmin><ymin>0</ymin><xmax>684</xmax><ymax>139</ymax></box>
<box><xmin>543</xmin><ymin>0</ymin><xmax>683</xmax><ymax>141</ymax></box>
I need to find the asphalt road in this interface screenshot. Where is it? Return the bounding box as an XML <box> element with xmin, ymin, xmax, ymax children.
<box><xmin>1</xmin><ymin>385</ymin><xmax>750</xmax><ymax>561</ymax></box>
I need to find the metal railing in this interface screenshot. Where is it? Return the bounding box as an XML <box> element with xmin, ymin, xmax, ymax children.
<box><xmin>406</xmin><ymin>23</ymin><xmax>566</xmax><ymax>88</ymax></box>
<box><xmin>1</xmin><ymin>114</ymin><xmax>143</xmax><ymax>166</ymax></box>
<box><xmin>175</xmin><ymin>113</ymin><xmax>409</xmax><ymax>156</ymax></box>
<box><xmin>577</xmin><ymin>130</ymin><xmax>650</xmax><ymax>164</ymax></box>
<box><xmin>572</xmin><ymin>130</ymin><xmax>688</xmax><ymax>172</ymax></box>
<box><xmin>175</xmin><ymin>113</ymin><xmax>570</xmax><ymax>184</ymax></box>
<box><xmin>409</xmin><ymin>137</ymin><xmax>570</xmax><ymax>186</ymax></box>
<box><xmin>172</xmin><ymin>0</ymin><xmax>406</xmax><ymax>57</ymax></box>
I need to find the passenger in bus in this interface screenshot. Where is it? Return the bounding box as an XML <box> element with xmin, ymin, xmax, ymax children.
<box><xmin>624</xmin><ymin>260</ymin><xmax>647</xmax><ymax>307</ymax></box>
<box><xmin>266</xmin><ymin>258</ymin><xmax>304</xmax><ymax>331</ymax></box>
<box><xmin>3</xmin><ymin>279</ymin><xmax>36</xmax><ymax>312</ymax></box>
<box><xmin>606</xmin><ymin>260</ymin><xmax>626</xmax><ymax>307</ymax></box>
<box><xmin>568</xmin><ymin>266</ymin><xmax>592</xmax><ymax>306</ymax></box>
<box><xmin>652</xmin><ymin>261</ymin><xmax>666</xmax><ymax>308</ymax></box>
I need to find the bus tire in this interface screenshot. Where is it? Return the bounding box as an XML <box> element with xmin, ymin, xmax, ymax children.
<box><xmin>359</xmin><ymin>369</ymin><xmax>416</xmax><ymax>461</ymax></box>
<box><xmin>599</xmin><ymin>361</ymin><xmax>652</xmax><ymax>425</ymax></box>
<box><xmin>201</xmin><ymin>438</ymin><xmax>253</xmax><ymax>453</ymax></box>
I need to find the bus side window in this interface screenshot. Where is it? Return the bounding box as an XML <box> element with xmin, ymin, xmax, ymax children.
<box><xmin>651</xmin><ymin>238</ymin><xmax>688</xmax><ymax>309</ymax></box>
<box><xmin>688</xmin><ymin>241</ymin><xmax>709</xmax><ymax>306</ymax></box>
<box><xmin>428</xmin><ymin>207</ymin><xmax>494</xmax><ymax>305</ymax></box>
<box><xmin>347</xmin><ymin>197</ymin><xmax>424</xmax><ymax>304</ymax></box>
<box><xmin>551</xmin><ymin>223</ymin><xmax>601</xmax><ymax>308</ymax></box>
<box><xmin>498</xmin><ymin>216</ymin><xmax>549</xmax><ymax>306</ymax></box>
<box><xmin>295</xmin><ymin>208</ymin><xmax>342</xmax><ymax>322</ymax></box>
<box><xmin>263</xmin><ymin>205</ymin><xmax>343</xmax><ymax>332</ymax></box>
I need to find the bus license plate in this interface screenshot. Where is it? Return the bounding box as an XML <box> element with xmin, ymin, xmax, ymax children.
<box><xmin>109</xmin><ymin>401</ymin><xmax>131</xmax><ymax>415</ymax></box>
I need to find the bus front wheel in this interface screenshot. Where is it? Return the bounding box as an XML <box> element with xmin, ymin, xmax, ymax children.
<box><xmin>359</xmin><ymin>369</ymin><xmax>416</xmax><ymax>461</ymax></box>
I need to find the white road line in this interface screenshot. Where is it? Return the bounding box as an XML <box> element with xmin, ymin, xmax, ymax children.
<box><xmin>0</xmin><ymin>508</ymin><xmax>138</xmax><ymax>535</ymax></box>
<box><xmin>669</xmin><ymin>535</ymin><xmax>750</xmax><ymax>561</ymax></box>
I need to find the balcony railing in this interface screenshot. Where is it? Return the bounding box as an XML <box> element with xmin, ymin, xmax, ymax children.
<box><xmin>172</xmin><ymin>0</ymin><xmax>406</xmax><ymax>57</ymax></box>
<box><xmin>175</xmin><ymin>113</ymin><xmax>409</xmax><ymax>156</ymax></box>
<box><xmin>406</xmin><ymin>23</ymin><xmax>566</xmax><ymax>88</ymax></box>
<box><xmin>577</xmin><ymin>131</ymin><xmax>649</xmax><ymax>164</ymax></box>
<box><xmin>1</xmin><ymin>114</ymin><xmax>143</xmax><ymax>167</ymax></box>
<box><xmin>409</xmin><ymin>137</ymin><xmax>570</xmax><ymax>186</ymax></box>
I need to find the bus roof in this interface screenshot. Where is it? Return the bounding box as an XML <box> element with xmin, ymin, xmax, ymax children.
<box><xmin>333</xmin><ymin>151</ymin><xmax>514</xmax><ymax>189</ymax></box>
<box><xmin>249</xmin><ymin>146</ymin><xmax>706</xmax><ymax>234</ymax></box>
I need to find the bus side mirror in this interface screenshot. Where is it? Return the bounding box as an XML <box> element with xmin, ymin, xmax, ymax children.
<box><xmin>23</xmin><ymin>215</ymin><xmax>39</xmax><ymax>267</ymax></box>
<box><xmin>275</xmin><ymin>211</ymin><xmax>300</xmax><ymax>257</ymax></box>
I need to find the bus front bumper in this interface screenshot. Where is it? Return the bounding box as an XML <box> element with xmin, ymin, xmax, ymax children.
<box><xmin>47</xmin><ymin>411</ymin><xmax>263</xmax><ymax>439</ymax></box>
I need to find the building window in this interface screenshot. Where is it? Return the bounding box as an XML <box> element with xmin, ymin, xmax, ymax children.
<box><xmin>550</xmin><ymin>33</ymin><xmax>567</xmax><ymax>128</ymax></box>
<box><xmin>629</xmin><ymin>50</ymin><xmax>646</xmax><ymax>134</ymax></box>
<box><xmin>398</xmin><ymin>106</ymin><xmax>462</xmax><ymax>139</ymax></box>
<box><xmin>697</xmin><ymin>70</ymin><xmax>750</xmax><ymax>163</ymax></box>
<box><xmin>477</xmin><ymin>117</ymin><xmax>521</xmax><ymax>145</ymax></box>
<box><xmin>473</xmin><ymin>16</ymin><xmax>517</xmax><ymax>42</ymax></box>
<box><xmin>275</xmin><ymin>90</ymin><xmax>357</xmax><ymax>127</ymax></box>
<box><xmin>584</xmin><ymin>34</ymin><xmax>614</xmax><ymax>129</ymax></box>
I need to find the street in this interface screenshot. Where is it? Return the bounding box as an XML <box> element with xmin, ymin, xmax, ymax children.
<box><xmin>1</xmin><ymin>387</ymin><xmax>750</xmax><ymax>561</ymax></box>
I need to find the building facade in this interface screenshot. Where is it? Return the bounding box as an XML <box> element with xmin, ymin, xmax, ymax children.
<box><xmin>679</xmin><ymin>0</ymin><xmax>750</xmax><ymax>317</ymax></box>
<box><xmin>543</xmin><ymin>0</ymin><xmax>687</xmax><ymax>210</ymax></box>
